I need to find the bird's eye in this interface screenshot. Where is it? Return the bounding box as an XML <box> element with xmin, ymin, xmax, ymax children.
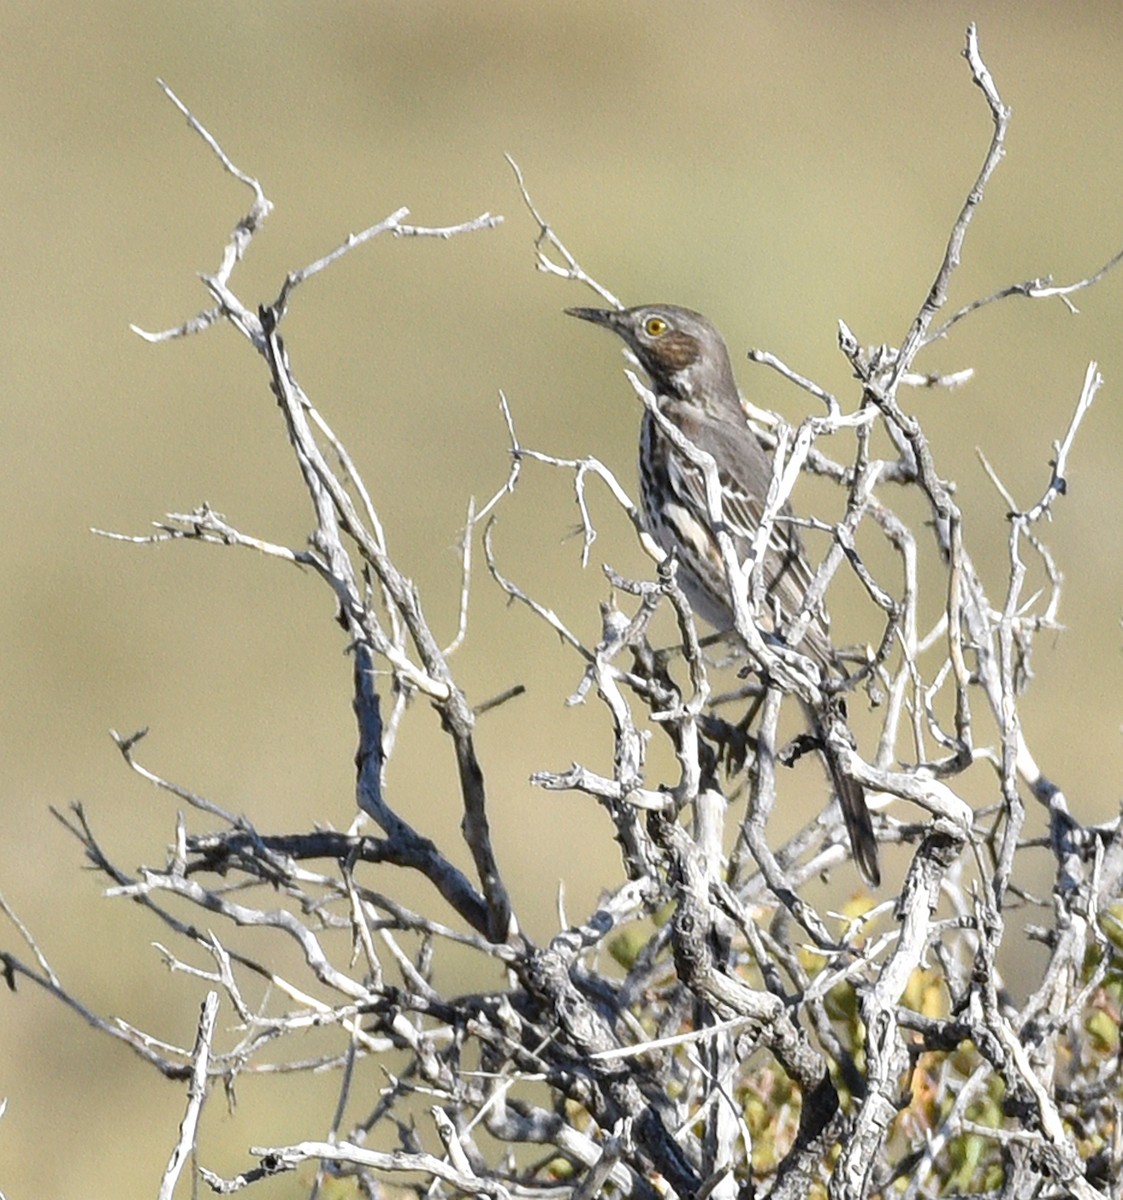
<box><xmin>643</xmin><ymin>316</ymin><xmax>669</xmax><ymax>337</ymax></box>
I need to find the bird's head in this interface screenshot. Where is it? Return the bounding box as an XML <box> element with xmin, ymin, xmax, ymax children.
<box><xmin>565</xmin><ymin>303</ymin><xmax>737</xmax><ymax>409</ymax></box>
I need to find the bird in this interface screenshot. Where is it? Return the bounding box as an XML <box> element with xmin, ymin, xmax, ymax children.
<box><xmin>566</xmin><ymin>303</ymin><xmax>879</xmax><ymax>886</ymax></box>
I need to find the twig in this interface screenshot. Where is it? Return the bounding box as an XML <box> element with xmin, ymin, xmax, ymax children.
<box><xmin>157</xmin><ymin>991</ymin><xmax>219</xmax><ymax>1200</ymax></box>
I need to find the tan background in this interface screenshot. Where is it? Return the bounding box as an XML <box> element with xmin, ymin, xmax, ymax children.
<box><xmin>3</xmin><ymin>2</ymin><xmax>1123</xmax><ymax>1194</ymax></box>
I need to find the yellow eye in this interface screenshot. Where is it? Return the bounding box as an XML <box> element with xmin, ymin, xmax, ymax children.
<box><xmin>643</xmin><ymin>315</ymin><xmax>668</xmax><ymax>337</ymax></box>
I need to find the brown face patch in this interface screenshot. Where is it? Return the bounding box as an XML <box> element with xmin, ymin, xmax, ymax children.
<box><xmin>646</xmin><ymin>329</ymin><xmax>699</xmax><ymax>372</ymax></box>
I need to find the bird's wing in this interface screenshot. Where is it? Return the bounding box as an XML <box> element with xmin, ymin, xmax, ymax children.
<box><xmin>664</xmin><ymin>405</ymin><xmax>829</xmax><ymax>643</ymax></box>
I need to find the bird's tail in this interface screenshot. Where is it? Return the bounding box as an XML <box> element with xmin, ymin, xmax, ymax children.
<box><xmin>799</xmin><ymin>698</ymin><xmax>880</xmax><ymax>886</ymax></box>
<box><xmin>827</xmin><ymin>756</ymin><xmax>880</xmax><ymax>887</ymax></box>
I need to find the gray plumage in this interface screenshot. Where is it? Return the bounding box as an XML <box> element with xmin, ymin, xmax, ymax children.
<box><xmin>567</xmin><ymin>303</ymin><xmax>880</xmax><ymax>886</ymax></box>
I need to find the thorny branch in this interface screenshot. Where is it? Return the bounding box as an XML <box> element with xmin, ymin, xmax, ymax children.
<box><xmin>5</xmin><ymin>27</ymin><xmax>1123</xmax><ymax>1200</ymax></box>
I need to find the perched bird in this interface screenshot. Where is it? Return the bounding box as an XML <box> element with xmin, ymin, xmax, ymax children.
<box><xmin>566</xmin><ymin>303</ymin><xmax>879</xmax><ymax>886</ymax></box>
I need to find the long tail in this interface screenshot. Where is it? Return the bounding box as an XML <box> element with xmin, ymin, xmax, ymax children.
<box><xmin>826</xmin><ymin>755</ymin><xmax>880</xmax><ymax>887</ymax></box>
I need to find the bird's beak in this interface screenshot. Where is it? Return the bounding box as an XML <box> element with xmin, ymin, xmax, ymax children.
<box><xmin>564</xmin><ymin>306</ymin><xmax>620</xmax><ymax>329</ymax></box>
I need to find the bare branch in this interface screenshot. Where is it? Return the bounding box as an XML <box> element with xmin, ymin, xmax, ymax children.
<box><xmin>506</xmin><ymin>154</ymin><xmax>622</xmax><ymax>308</ymax></box>
<box><xmin>157</xmin><ymin>992</ymin><xmax>219</xmax><ymax>1200</ymax></box>
<box><xmin>16</xmin><ymin>32</ymin><xmax>1121</xmax><ymax>1200</ymax></box>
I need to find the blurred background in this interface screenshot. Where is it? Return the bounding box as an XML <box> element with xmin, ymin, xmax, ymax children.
<box><xmin>3</xmin><ymin>2</ymin><xmax>1123</xmax><ymax>1194</ymax></box>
